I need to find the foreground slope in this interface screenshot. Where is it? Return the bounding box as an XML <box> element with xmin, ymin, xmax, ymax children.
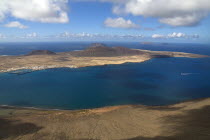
<box><xmin>0</xmin><ymin>44</ymin><xmax>208</xmax><ymax>72</ymax></box>
<box><xmin>0</xmin><ymin>98</ymin><xmax>210</xmax><ymax>140</ymax></box>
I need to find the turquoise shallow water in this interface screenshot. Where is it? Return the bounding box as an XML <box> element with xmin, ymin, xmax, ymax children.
<box><xmin>0</xmin><ymin>42</ymin><xmax>210</xmax><ymax>110</ymax></box>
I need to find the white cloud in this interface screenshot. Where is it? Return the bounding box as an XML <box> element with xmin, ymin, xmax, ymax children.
<box><xmin>26</xmin><ymin>32</ymin><xmax>38</xmax><ymax>38</ymax></box>
<box><xmin>102</xmin><ymin>0</ymin><xmax>210</xmax><ymax>27</ymax></box>
<box><xmin>152</xmin><ymin>32</ymin><xmax>199</xmax><ymax>39</ymax></box>
<box><xmin>60</xmin><ymin>31</ymin><xmax>71</xmax><ymax>37</ymax></box>
<box><xmin>55</xmin><ymin>32</ymin><xmax>199</xmax><ymax>40</ymax></box>
<box><xmin>4</xmin><ymin>21</ymin><xmax>28</xmax><ymax>29</ymax></box>
<box><xmin>0</xmin><ymin>0</ymin><xmax>69</xmax><ymax>23</ymax></box>
<box><xmin>59</xmin><ymin>32</ymin><xmax>93</xmax><ymax>38</ymax></box>
<box><xmin>56</xmin><ymin>32</ymin><xmax>144</xmax><ymax>39</ymax></box>
<box><xmin>159</xmin><ymin>14</ymin><xmax>205</xmax><ymax>27</ymax></box>
<box><xmin>152</xmin><ymin>34</ymin><xmax>165</xmax><ymax>39</ymax></box>
<box><xmin>104</xmin><ymin>17</ymin><xmax>139</xmax><ymax>29</ymax></box>
<box><xmin>168</xmin><ymin>32</ymin><xmax>186</xmax><ymax>38</ymax></box>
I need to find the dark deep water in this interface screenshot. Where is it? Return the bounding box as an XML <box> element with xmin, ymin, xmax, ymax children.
<box><xmin>0</xmin><ymin>42</ymin><xmax>210</xmax><ymax>110</ymax></box>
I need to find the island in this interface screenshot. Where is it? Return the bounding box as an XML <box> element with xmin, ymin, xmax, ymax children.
<box><xmin>0</xmin><ymin>43</ymin><xmax>208</xmax><ymax>72</ymax></box>
<box><xmin>0</xmin><ymin>98</ymin><xmax>210</xmax><ymax>139</ymax></box>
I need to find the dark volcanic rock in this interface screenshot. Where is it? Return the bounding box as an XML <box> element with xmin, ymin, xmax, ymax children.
<box><xmin>140</xmin><ymin>42</ymin><xmax>153</xmax><ymax>45</ymax></box>
<box><xmin>69</xmin><ymin>43</ymin><xmax>147</xmax><ymax>57</ymax></box>
<box><xmin>113</xmin><ymin>47</ymin><xmax>145</xmax><ymax>56</ymax></box>
<box><xmin>151</xmin><ymin>54</ymin><xmax>171</xmax><ymax>58</ymax></box>
<box><xmin>26</xmin><ymin>50</ymin><xmax>56</xmax><ymax>56</ymax></box>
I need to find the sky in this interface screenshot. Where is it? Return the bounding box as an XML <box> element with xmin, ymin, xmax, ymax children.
<box><xmin>0</xmin><ymin>0</ymin><xmax>210</xmax><ymax>43</ymax></box>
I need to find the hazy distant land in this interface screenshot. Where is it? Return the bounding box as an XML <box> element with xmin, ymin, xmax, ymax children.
<box><xmin>0</xmin><ymin>43</ymin><xmax>208</xmax><ymax>73</ymax></box>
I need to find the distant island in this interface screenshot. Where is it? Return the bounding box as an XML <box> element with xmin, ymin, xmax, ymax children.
<box><xmin>140</xmin><ymin>42</ymin><xmax>154</xmax><ymax>45</ymax></box>
<box><xmin>0</xmin><ymin>43</ymin><xmax>208</xmax><ymax>72</ymax></box>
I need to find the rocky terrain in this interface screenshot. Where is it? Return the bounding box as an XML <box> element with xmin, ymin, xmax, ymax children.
<box><xmin>26</xmin><ymin>50</ymin><xmax>56</xmax><ymax>56</ymax></box>
<box><xmin>0</xmin><ymin>98</ymin><xmax>210</xmax><ymax>140</ymax></box>
<box><xmin>69</xmin><ymin>44</ymin><xmax>147</xmax><ymax>57</ymax></box>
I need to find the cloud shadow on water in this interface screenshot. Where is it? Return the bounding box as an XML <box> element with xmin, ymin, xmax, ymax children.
<box><xmin>122</xmin><ymin>79</ymin><xmax>158</xmax><ymax>90</ymax></box>
<box><xmin>178</xmin><ymin>86</ymin><xmax>210</xmax><ymax>99</ymax></box>
<box><xmin>125</xmin><ymin>93</ymin><xmax>173</xmax><ymax>106</ymax></box>
<box><xmin>95</xmin><ymin>69</ymin><xmax>166</xmax><ymax>81</ymax></box>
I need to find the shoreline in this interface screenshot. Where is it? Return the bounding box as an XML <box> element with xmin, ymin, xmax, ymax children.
<box><xmin>0</xmin><ymin>55</ymin><xmax>149</xmax><ymax>73</ymax></box>
<box><xmin>1</xmin><ymin>97</ymin><xmax>209</xmax><ymax>112</ymax></box>
<box><xmin>1</xmin><ymin>97</ymin><xmax>210</xmax><ymax>139</ymax></box>
<box><xmin>0</xmin><ymin>59</ymin><xmax>147</xmax><ymax>73</ymax></box>
<box><xmin>0</xmin><ymin>56</ymin><xmax>208</xmax><ymax>73</ymax></box>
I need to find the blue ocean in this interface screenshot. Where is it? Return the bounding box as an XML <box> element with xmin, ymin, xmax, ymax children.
<box><xmin>0</xmin><ymin>42</ymin><xmax>210</xmax><ymax>110</ymax></box>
